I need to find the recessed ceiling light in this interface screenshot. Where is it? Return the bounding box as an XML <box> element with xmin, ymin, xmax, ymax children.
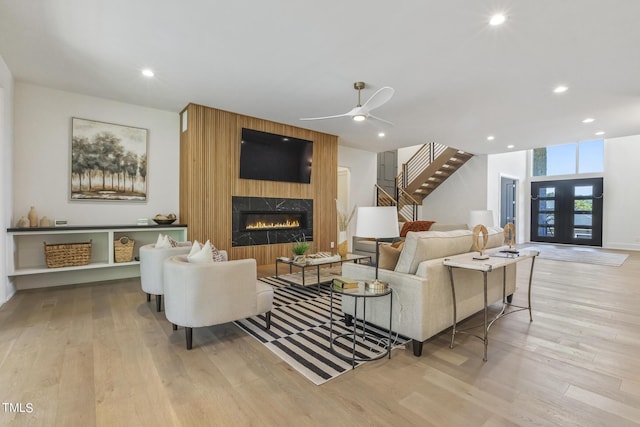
<box><xmin>489</xmin><ymin>14</ymin><xmax>506</xmax><ymax>26</ymax></box>
<box><xmin>141</xmin><ymin>69</ymin><xmax>155</xmax><ymax>77</ymax></box>
<box><xmin>595</xmin><ymin>131</ymin><xmax>605</xmax><ymax>136</ymax></box>
<box><xmin>378</xmin><ymin>132</ymin><xmax>385</xmax><ymax>138</ymax></box>
<box><xmin>582</xmin><ymin>118</ymin><xmax>595</xmax><ymax>123</ymax></box>
<box><xmin>487</xmin><ymin>135</ymin><xmax>495</xmax><ymax>141</ymax></box>
<box><xmin>553</xmin><ymin>85</ymin><xmax>568</xmax><ymax>94</ymax></box>
<box><xmin>507</xmin><ymin>144</ymin><xmax>515</xmax><ymax>149</ymax></box>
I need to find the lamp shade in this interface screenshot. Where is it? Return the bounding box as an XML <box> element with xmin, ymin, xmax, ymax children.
<box><xmin>469</xmin><ymin>210</ymin><xmax>495</xmax><ymax>228</ymax></box>
<box><xmin>355</xmin><ymin>206</ymin><xmax>399</xmax><ymax>239</ymax></box>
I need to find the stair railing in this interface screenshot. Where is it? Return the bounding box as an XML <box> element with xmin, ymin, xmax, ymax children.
<box><xmin>398</xmin><ymin>142</ymin><xmax>448</xmax><ymax>192</ymax></box>
<box><xmin>396</xmin><ymin>187</ymin><xmax>421</xmax><ymax>222</ymax></box>
<box><xmin>375</xmin><ymin>184</ymin><xmax>397</xmax><ymax>208</ymax></box>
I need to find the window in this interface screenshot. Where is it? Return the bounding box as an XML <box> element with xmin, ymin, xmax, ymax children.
<box><xmin>578</xmin><ymin>140</ymin><xmax>604</xmax><ymax>173</ymax></box>
<box><xmin>533</xmin><ymin>140</ymin><xmax>603</xmax><ymax>177</ymax></box>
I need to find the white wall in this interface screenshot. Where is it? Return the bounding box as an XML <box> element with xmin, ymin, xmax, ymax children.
<box><xmin>338</xmin><ymin>144</ymin><xmax>377</xmax><ymax>207</ymax></box>
<box><xmin>337</xmin><ymin>144</ymin><xmax>377</xmax><ymax>247</ymax></box>
<box><xmin>13</xmin><ymin>83</ymin><xmax>180</xmax><ymax>226</ymax></box>
<box><xmin>455</xmin><ymin>141</ymin><xmax>639</xmax><ymax>250</ymax></box>
<box><xmin>604</xmin><ymin>135</ymin><xmax>640</xmax><ymax>250</ymax></box>
<box><xmin>487</xmin><ymin>150</ymin><xmax>528</xmax><ymax>243</ymax></box>
<box><xmin>0</xmin><ymin>55</ymin><xmax>15</xmax><ymax>304</ymax></box>
<box><xmin>421</xmin><ymin>155</ymin><xmax>488</xmax><ymax>224</ymax></box>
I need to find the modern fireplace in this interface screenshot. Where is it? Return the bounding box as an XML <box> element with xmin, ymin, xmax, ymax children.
<box><xmin>232</xmin><ymin>196</ymin><xmax>313</xmax><ymax>247</ymax></box>
<box><xmin>239</xmin><ymin>211</ymin><xmax>307</xmax><ymax>232</ymax></box>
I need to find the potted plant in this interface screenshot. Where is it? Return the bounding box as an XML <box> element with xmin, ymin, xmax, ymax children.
<box><xmin>292</xmin><ymin>238</ymin><xmax>310</xmax><ymax>263</ymax></box>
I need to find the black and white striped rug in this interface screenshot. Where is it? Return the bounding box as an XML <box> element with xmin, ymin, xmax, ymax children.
<box><xmin>235</xmin><ymin>277</ymin><xmax>409</xmax><ymax>385</ymax></box>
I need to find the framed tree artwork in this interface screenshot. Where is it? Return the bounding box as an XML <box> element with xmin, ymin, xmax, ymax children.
<box><xmin>70</xmin><ymin>117</ymin><xmax>148</xmax><ymax>201</ymax></box>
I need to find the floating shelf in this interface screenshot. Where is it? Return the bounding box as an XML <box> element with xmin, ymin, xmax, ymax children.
<box><xmin>6</xmin><ymin>224</ymin><xmax>187</xmax><ymax>278</ymax></box>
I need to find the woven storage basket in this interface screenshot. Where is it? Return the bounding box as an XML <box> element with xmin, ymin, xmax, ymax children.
<box><xmin>114</xmin><ymin>236</ymin><xmax>135</xmax><ymax>263</ymax></box>
<box><xmin>44</xmin><ymin>240</ymin><xmax>92</xmax><ymax>268</ymax></box>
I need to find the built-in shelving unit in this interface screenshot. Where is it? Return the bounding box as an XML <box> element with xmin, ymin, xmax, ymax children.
<box><xmin>6</xmin><ymin>224</ymin><xmax>187</xmax><ymax>289</ymax></box>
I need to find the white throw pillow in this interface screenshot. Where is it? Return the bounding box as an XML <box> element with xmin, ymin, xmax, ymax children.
<box><xmin>187</xmin><ymin>240</ymin><xmax>214</xmax><ymax>263</ymax></box>
<box><xmin>155</xmin><ymin>233</ymin><xmax>172</xmax><ymax>249</ymax></box>
<box><xmin>188</xmin><ymin>240</ymin><xmax>203</xmax><ymax>257</ymax></box>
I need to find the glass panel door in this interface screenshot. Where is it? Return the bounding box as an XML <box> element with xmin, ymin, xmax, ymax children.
<box><xmin>500</xmin><ymin>177</ymin><xmax>517</xmax><ymax>227</ymax></box>
<box><xmin>531</xmin><ymin>185</ymin><xmax>556</xmax><ymax>242</ymax></box>
<box><xmin>573</xmin><ymin>186</ymin><xmax>593</xmax><ymax>241</ymax></box>
<box><xmin>571</xmin><ymin>182</ymin><xmax>602</xmax><ymax>246</ymax></box>
<box><xmin>531</xmin><ymin>178</ymin><xmax>603</xmax><ymax>246</ymax></box>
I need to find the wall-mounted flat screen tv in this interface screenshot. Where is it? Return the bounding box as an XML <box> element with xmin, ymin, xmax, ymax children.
<box><xmin>239</xmin><ymin>128</ymin><xmax>313</xmax><ymax>184</ymax></box>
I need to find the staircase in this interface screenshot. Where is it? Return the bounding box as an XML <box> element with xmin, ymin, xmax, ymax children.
<box><xmin>377</xmin><ymin>143</ymin><xmax>473</xmax><ymax>222</ymax></box>
<box><xmin>375</xmin><ymin>184</ymin><xmax>420</xmax><ymax>222</ymax></box>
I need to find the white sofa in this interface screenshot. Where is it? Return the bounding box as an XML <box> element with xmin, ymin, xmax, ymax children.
<box><xmin>352</xmin><ymin>222</ymin><xmax>469</xmax><ymax>262</ymax></box>
<box><xmin>342</xmin><ymin>227</ymin><xmax>515</xmax><ymax>357</ymax></box>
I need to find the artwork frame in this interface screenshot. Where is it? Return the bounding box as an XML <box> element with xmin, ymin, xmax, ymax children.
<box><xmin>70</xmin><ymin>117</ymin><xmax>148</xmax><ymax>202</ymax></box>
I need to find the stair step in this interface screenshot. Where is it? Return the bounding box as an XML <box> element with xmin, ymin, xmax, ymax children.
<box><xmin>382</xmin><ymin>144</ymin><xmax>474</xmax><ymax>217</ymax></box>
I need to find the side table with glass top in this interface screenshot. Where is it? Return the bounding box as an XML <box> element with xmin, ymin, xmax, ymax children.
<box><xmin>329</xmin><ymin>282</ymin><xmax>393</xmax><ymax>368</ymax></box>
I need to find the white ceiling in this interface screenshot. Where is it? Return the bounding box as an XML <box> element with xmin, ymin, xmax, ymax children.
<box><xmin>1</xmin><ymin>1</ymin><xmax>639</xmax><ymax>155</ymax></box>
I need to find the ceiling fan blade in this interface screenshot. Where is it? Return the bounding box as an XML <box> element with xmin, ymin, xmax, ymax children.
<box><xmin>368</xmin><ymin>114</ymin><xmax>394</xmax><ymax>126</ymax></box>
<box><xmin>361</xmin><ymin>87</ymin><xmax>395</xmax><ymax>112</ymax></box>
<box><xmin>300</xmin><ymin>112</ymin><xmax>350</xmax><ymax>121</ymax></box>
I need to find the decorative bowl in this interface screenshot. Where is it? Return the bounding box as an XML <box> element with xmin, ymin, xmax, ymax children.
<box><xmin>153</xmin><ymin>219</ymin><xmax>176</xmax><ymax>225</ymax></box>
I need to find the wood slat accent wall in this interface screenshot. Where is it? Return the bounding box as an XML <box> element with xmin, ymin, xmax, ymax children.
<box><xmin>179</xmin><ymin>103</ymin><xmax>338</xmax><ymax>265</ymax></box>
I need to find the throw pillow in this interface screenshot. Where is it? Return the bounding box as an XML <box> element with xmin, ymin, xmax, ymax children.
<box><xmin>211</xmin><ymin>242</ymin><xmax>225</xmax><ymax>262</ymax></box>
<box><xmin>188</xmin><ymin>240</ymin><xmax>203</xmax><ymax>257</ymax></box>
<box><xmin>378</xmin><ymin>243</ymin><xmax>403</xmax><ymax>271</ymax></box>
<box><xmin>400</xmin><ymin>221</ymin><xmax>435</xmax><ymax>237</ymax></box>
<box><xmin>187</xmin><ymin>240</ymin><xmax>214</xmax><ymax>263</ymax></box>
<box><xmin>155</xmin><ymin>233</ymin><xmax>172</xmax><ymax>249</ymax></box>
<box><xmin>391</xmin><ymin>240</ymin><xmax>405</xmax><ymax>249</ymax></box>
<box><xmin>186</xmin><ymin>240</ymin><xmax>226</xmax><ymax>262</ymax></box>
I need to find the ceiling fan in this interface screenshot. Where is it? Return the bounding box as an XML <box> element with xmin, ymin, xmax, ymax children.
<box><xmin>301</xmin><ymin>82</ymin><xmax>395</xmax><ymax>125</ymax></box>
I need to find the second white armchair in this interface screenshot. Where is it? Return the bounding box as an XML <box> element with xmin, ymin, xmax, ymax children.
<box><xmin>139</xmin><ymin>243</ymin><xmax>195</xmax><ymax>312</ymax></box>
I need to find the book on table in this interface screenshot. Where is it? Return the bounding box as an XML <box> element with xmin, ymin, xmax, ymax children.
<box><xmin>332</xmin><ymin>277</ymin><xmax>359</xmax><ymax>289</ymax></box>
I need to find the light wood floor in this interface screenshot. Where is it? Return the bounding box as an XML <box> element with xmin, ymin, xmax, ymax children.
<box><xmin>1</xmin><ymin>250</ymin><xmax>640</xmax><ymax>426</ymax></box>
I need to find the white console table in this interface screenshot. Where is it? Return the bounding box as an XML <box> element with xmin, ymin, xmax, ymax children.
<box><xmin>6</xmin><ymin>224</ymin><xmax>187</xmax><ymax>288</ymax></box>
<box><xmin>443</xmin><ymin>248</ymin><xmax>539</xmax><ymax>361</ymax></box>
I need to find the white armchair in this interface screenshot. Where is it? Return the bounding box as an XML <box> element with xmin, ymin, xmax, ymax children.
<box><xmin>163</xmin><ymin>255</ymin><xmax>274</xmax><ymax>349</ymax></box>
<box><xmin>139</xmin><ymin>243</ymin><xmax>206</xmax><ymax>311</ymax></box>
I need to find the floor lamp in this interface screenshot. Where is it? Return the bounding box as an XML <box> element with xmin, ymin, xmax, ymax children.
<box><xmin>355</xmin><ymin>206</ymin><xmax>399</xmax><ymax>291</ymax></box>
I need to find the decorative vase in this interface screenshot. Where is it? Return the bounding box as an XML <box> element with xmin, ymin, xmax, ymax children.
<box><xmin>40</xmin><ymin>216</ymin><xmax>53</xmax><ymax>227</ymax></box>
<box><xmin>337</xmin><ymin>241</ymin><xmax>348</xmax><ymax>257</ymax></box>
<box><xmin>17</xmin><ymin>216</ymin><xmax>30</xmax><ymax>228</ymax></box>
<box><xmin>337</xmin><ymin>231</ymin><xmax>348</xmax><ymax>257</ymax></box>
<box><xmin>28</xmin><ymin>206</ymin><xmax>38</xmax><ymax>228</ymax></box>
